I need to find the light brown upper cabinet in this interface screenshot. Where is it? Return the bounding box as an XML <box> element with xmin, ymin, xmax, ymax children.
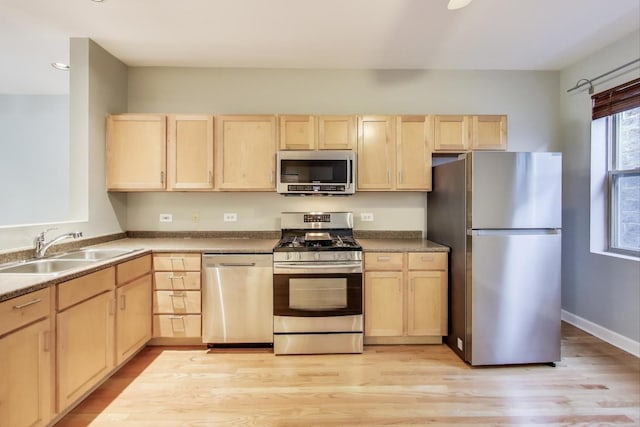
<box><xmin>279</xmin><ymin>115</ymin><xmax>316</xmax><ymax>150</ymax></box>
<box><xmin>471</xmin><ymin>115</ymin><xmax>507</xmax><ymax>150</ymax></box>
<box><xmin>396</xmin><ymin>115</ymin><xmax>432</xmax><ymax>191</ymax></box>
<box><xmin>106</xmin><ymin>114</ymin><xmax>167</xmax><ymax>190</ymax></box>
<box><xmin>357</xmin><ymin>115</ymin><xmax>396</xmax><ymax>190</ymax></box>
<box><xmin>318</xmin><ymin>115</ymin><xmax>356</xmax><ymax>150</ymax></box>
<box><xmin>433</xmin><ymin>114</ymin><xmax>508</xmax><ymax>152</ymax></box>
<box><xmin>215</xmin><ymin>115</ymin><xmax>277</xmax><ymax>190</ymax></box>
<box><xmin>358</xmin><ymin>115</ymin><xmax>432</xmax><ymax>191</ymax></box>
<box><xmin>279</xmin><ymin>115</ymin><xmax>356</xmax><ymax>150</ymax></box>
<box><xmin>433</xmin><ymin>115</ymin><xmax>470</xmax><ymax>152</ymax></box>
<box><xmin>167</xmin><ymin>115</ymin><xmax>214</xmax><ymax>190</ymax></box>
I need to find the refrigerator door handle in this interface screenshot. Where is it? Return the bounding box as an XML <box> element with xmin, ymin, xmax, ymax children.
<box><xmin>468</xmin><ymin>229</ymin><xmax>561</xmax><ymax>236</ymax></box>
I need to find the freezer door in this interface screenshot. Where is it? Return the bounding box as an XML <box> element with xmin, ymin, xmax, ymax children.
<box><xmin>469</xmin><ymin>230</ymin><xmax>561</xmax><ymax>365</ymax></box>
<box><xmin>470</xmin><ymin>152</ymin><xmax>562</xmax><ymax>229</ymax></box>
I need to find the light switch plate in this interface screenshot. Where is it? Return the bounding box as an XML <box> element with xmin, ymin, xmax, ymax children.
<box><xmin>223</xmin><ymin>213</ymin><xmax>237</xmax><ymax>222</ymax></box>
<box><xmin>159</xmin><ymin>213</ymin><xmax>173</xmax><ymax>223</ymax></box>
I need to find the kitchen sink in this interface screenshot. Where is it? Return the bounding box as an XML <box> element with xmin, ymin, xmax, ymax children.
<box><xmin>53</xmin><ymin>248</ymin><xmax>138</xmax><ymax>261</ymax></box>
<box><xmin>0</xmin><ymin>259</ymin><xmax>97</xmax><ymax>275</ymax></box>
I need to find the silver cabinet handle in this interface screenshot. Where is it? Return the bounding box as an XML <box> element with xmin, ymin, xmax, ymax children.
<box><xmin>399</xmin><ymin>170</ymin><xmax>403</xmax><ymax>184</ymax></box>
<box><xmin>160</xmin><ymin>171</ymin><xmax>165</xmax><ymax>184</ymax></box>
<box><xmin>13</xmin><ymin>298</ymin><xmax>42</xmax><ymax>310</ymax></box>
<box><xmin>120</xmin><ymin>295</ymin><xmax>126</xmax><ymax>310</ymax></box>
<box><xmin>43</xmin><ymin>330</ymin><xmax>51</xmax><ymax>353</ymax></box>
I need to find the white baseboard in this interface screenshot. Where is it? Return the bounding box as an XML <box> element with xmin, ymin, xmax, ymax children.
<box><xmin>562</xmin><ymin>310</ymin><xmax>640</xmax><ymax>358</ymax></box>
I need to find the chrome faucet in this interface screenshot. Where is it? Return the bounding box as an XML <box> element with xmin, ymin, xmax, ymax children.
<box><xmin>34</xmin><ymin>229</ymin><xmax>83</xmax><ymax>258</ymax></box>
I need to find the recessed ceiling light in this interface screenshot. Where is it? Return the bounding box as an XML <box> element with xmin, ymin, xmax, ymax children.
<box><xmin>51</xmin><ymin>62</ymin><xmax>70</xmax><ymax>71</ymax></box>
<box><xmin>447</xmin><ymin>0</ymin><xmax>473</xmax><ymax>10</ymax></box>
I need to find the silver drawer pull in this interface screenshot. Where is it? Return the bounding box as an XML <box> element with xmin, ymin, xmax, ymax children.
<box><xmin>421</xmin><ymin>256</ymin><xmax>435</xmax><ymax>262</ymax></box>
<box><xmin>13</xmin><ymin>298</ymin><xmax>42</xmax><ymax>310</ymax></box>
<box><xmin>377</xmin><ymin>256</ymin><xmax>391</xmax><ymax>261</ymax></box>
<box><xmin>169</xmin><ymin>316</ymin><xmax>185</xmax><ymax>320</ymax></box>
<box><xmin>170</xmin><ymin>292</ymin><xmax>186</xmax><ymax>297</ymax></box>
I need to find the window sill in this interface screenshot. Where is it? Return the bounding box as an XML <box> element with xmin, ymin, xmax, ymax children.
<box><xmin>590</xmin><ymin>250</ymin><xmax>640</xmax><ymax>262</ymax></box>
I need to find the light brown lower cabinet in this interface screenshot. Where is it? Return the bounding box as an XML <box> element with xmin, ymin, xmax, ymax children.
<box><xmin>364</xmin><ymin>251</ymin><xmax>448</xmax><ymax>344</ymax></box>
<box><xmin>56</xmin><ymin>267</ymin><xmax>116</xmax><ymax>412</ymax></box>
<box><xmin>152</xmin><ymin>253</ymin><xmax>202</xmax><ymax>340</ymax></box>
<box><xmin>0</xmin><ymin>288</ymin><xmax>52</xmax><ymax>427</ymax></box>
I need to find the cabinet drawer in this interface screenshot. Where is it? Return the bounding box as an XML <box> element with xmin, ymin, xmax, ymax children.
<box><xmin>153</xmin><ymin>253</ymin><xmax>201</xmax><ymax>271</ymax></box>
<box><xmin>58</xmin><ymin>267</ymin><xmax>115</xmax><ymax>311</ymax></box>
<box><xmin>117</xmin><ymin>255</ymin><xmax>151</xmax><ymax>285</ymax></box>
<box><xmin>153</xmin><ymin>291</ymin><xmax>201</xmax><ymax>314</ymax></box>
<box><xmin>408</xmin><ymin>252</ymin><xmax>447</xmax><ymax>271</ymax></box>
<box><xmin>365</xmin><ymin>252</ymin><xmax>404</xmax><ymax>270</ymax></box>
<box><xmin>154</xmin><ymin>272</ymin><xmax>201</xmax><ymax>290</ymax></box>
<box><xmin>0</xmin><ymin>288</ymin><xmax>51</xmax><ymax>336</ymax></box>
<box><xmin>153</xmin><ymin>314</ymin><xmax>201</xmax><ymax>338</ymax></box>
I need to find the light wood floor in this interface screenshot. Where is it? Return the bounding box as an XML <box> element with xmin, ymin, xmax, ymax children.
<box><xmin>56</xmin><ymin>323</ymin><xmax>639</xmax><ymax>426</ymax></box>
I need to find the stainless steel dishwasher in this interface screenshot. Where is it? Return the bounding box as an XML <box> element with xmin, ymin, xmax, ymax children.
<box><xmin>202</xmin><ymin>253</ymin><xmax>273</xmax><ymax>346</ymax></box>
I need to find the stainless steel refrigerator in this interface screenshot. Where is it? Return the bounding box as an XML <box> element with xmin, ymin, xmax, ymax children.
<box><xmin>427</xmin><ymin>152</ymin><xmax>562</xmax><ymax>366</ymax></box>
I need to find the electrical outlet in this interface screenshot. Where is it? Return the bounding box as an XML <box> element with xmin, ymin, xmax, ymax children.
<box><xmin>457</xmin><ymin>337</ymin><xmax>463</xmax><ymax>351</ymax></box>
<box><xmin>223</xmin><ymin>213</ymin><xmax>237</xmax><ymax>222</ymax></box>
<box><xmin>159</xmin><ymin>213</ymin><xmax>173</xmax><ymax>223</ymax></box>
<box><xmin>360</xmin><ymin>212</ymin><xmax>374</xmax><ymax>222</ymax></box>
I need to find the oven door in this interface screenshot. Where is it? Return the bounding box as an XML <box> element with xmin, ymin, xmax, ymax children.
<box><xmin>273</xmin><ymin>268</ymin><xmax>362</xmax><ymax>317</ymax></box>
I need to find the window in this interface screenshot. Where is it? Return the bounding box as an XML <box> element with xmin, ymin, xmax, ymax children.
<box><xmin>592</xmin><ymin>78</ymin><xmax>640</xmax><ymax>256</ymax></box>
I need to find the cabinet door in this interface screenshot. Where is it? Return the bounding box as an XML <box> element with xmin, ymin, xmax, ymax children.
<box><xmin>106</xmin><ymin>114</ymin><xmax>167</xmax><ymax>190</ymax></box>
<box><xmin>116</xmin><ymin>275</ymin><xmax>152</xmax><ymax>365</ymax></box>
<box><xmin>167</xmin><ymin>115</ymin><xmax>214</xmax><ymax>190</ymax></box>
<box><xmin>215</xmin><ymin>115</ymin><xmax>277</xmax><ymax>190</ymax></box>
<box><xmin>57</xmin><ymin>290</ymin><xmax>115</xmax><ymax>412</ymax></box>
<box><xmin>0</xmin><ymin>319</ymin><xmax>52</xmax><ymax>427</ymax></box>
<box><xmin>407</xmin><ymin>271</ymin><xmax>447</xmax><ymax>336</ymax></box>
<box><xmin>364</xmin><ymin>271</ymin><xmax>403</xmax><ymax>336</ymax></box>
<box><xmin>472</xmin><ymin>115</ymin><xmax>507</xmax><ymax>150</ymax></box>
<box><xmin>357</xmin><ymin>115</ymin><xmax>395</xmax><ymax>190</ymax></box>
<box><xmin>318</xmin><ymin>115</ymin><xmax>356</xmax><ymax>150</ymax></box>
<box><xmin>279</xmin><ymin>115</ymin><xmax>316</xmax><ymax>150</ymax></box>
<box><xmin>433</xmin><ymin>115</ymin><xmax>470</xmax><ymax>152</ymax></box>
<box><xmin>396</xmin><ymin>115</ymin><xmax>432</xmax><ymax>190</ymax></box>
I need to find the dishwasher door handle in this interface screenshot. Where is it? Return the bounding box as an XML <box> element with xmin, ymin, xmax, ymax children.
<box><xmin>219</xmin><ymin>262</ymin><xmax>256</xmax><ymax>267</ymax></box>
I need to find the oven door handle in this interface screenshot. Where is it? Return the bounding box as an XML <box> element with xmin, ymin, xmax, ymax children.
<box><xmin>273</xmin><ymin>262</ymin><xmax>363</xmax><ymax>274</ymax></box>
<box><xmin>274</xmin><ymin>262</ymin><xmax>362</xmax><ymax>269</ymax></box>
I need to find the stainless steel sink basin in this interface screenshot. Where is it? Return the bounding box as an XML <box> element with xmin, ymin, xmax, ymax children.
<box><xmin>53</xmin><ymin>248</ymin><xmax>138</xmax><ymax>261</ymax></box>
<box><xmin>0</xmin><ymin>259</ymin><xmax>97</xmax><ymax>275</ymax></box>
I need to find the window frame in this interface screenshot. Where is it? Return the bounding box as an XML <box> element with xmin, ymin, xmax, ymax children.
<box><xmin>605</xmin><ymin>108</ymin><xmax>640</xmax><ymax>257</ymax></box>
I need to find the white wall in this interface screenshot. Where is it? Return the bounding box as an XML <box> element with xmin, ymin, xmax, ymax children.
<box><xmin>559</xmin><ymin>30</ymin><xmax>640</xmax><ymax>346</ymax></box>
<box><xmin>0</xmin><ymin>39</ymin><xmax>127</xmax><ymax>253</ymax></box>
<box><xmin>126</xmin><ymin>67</ymin><xmax>561</xmax><ymax>233</ymax></box>
<box><xmin>0</xmin><ymin>95</ymin><xmax>69</xmax><ymax>226</ymax></box>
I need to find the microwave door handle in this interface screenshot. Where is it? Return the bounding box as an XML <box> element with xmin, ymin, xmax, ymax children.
<box><xmin>346</xmin><ymin>157</ymin><xmax>351</xmax><ymax>189</ymax></box>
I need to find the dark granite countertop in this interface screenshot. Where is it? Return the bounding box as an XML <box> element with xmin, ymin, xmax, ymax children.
<box><xmin>0</xmin><ymin>235</ymin><xmax>447</xmax><ymax>302</ymax></box>
<box><xmin>359</xmin><ymin>238</ymin><xmax>449</xmax><ymax>252</ymax></box>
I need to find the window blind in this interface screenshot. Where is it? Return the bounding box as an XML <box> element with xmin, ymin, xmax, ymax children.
<box><xmin>592</xmin><ymin>77</ymin><xmax>640</xmax><ymax>120</ymax></box>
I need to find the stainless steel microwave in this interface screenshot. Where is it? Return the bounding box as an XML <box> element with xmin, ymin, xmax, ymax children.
<box><xmin>276</xmin><ymin>150</ymin><xmax>356</xmax><ymax>195</ymax></box>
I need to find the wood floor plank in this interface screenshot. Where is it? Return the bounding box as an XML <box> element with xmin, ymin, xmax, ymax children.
<box><xmin>55</xmin><ymin>323</ymin><xmax>640</xmax><ymax>426</ymax></box>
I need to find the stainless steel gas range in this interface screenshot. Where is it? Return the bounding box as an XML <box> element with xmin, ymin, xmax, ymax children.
<box><xmin>272</xmin><ymin>212</ymin><xmax>363</xmax><ymax>355</ymax></box>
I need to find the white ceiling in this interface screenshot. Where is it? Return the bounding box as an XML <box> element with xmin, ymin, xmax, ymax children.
<box><xmin>1</xmin><ymin>0</ymin><xmax>639</xmax><ymax>94</ymax></box>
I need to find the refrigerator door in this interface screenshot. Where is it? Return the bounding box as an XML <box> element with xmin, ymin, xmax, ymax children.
<box><xmin>469</xmin><ymin>229</ymin><xmax>561</xmax><ymax>365</ymax></box>
<box><xmin>470</xmin><ymin>152</ymin><xmax>562</xmax><ymax>229</ymax></box>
